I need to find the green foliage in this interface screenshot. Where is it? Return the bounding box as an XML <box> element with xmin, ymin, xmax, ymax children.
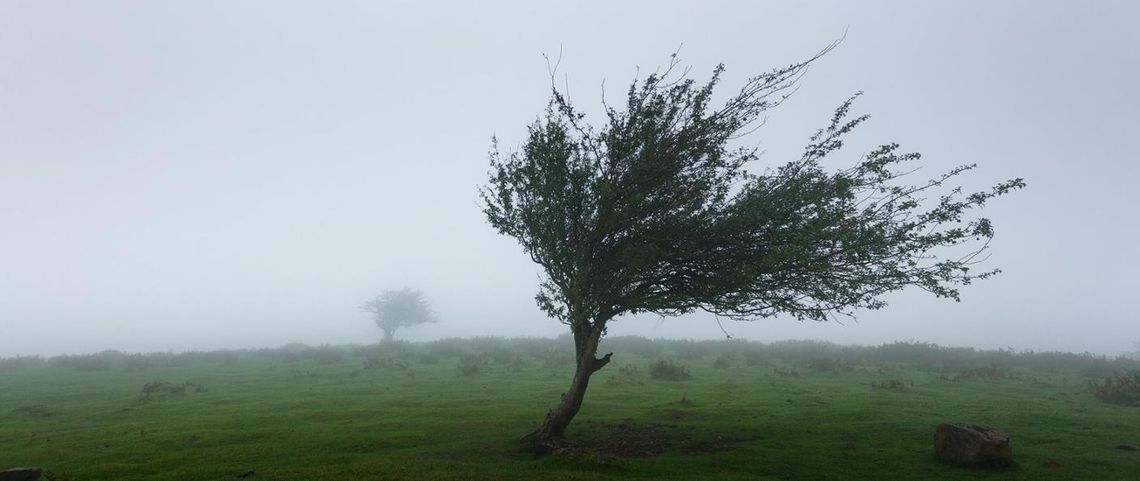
<box><xmin>1089</xmin><ymin>370</ymin><xmax>1140</xmax><ymax>406</ymax></box>
<box><xmin>871</xmin><ymin>379</ymin><xmax>911</xmax><ymax>391</ymax></box>
<box><xmin>0</xmin><ymin>355</ymin><xmax>46</xmax><ymax>370</ymax></box>
<box><xmin>362</xmin><ymin>287</ymin><xmax>438</xmax><ymax>342</ymax></box>
<box><xmin>806</xmin><ymin>357</ymin><xmax>854</xmax><ymax>373</ymax></box>
<box><xmin>140</xmin><ymin>380</ymin><xmax>206</xmax><ymax>400</ymax></box>
<box><xmin>481</xmin><ymin>47</ymin><xmax>1023</xmax><ymax>333</ymax></box>
<box><xmin>648</xmin><ymin>359</ymin><xmax>691</xmax><ymax>381</ymax></box>
<box><xmin>456</xmin><ymin>355</ymin><xmax>483</xmax><ymax>377</ymax></box>
<box><xmin>362</xmin><ymin>356</ymin><xmax>409</xmax><ymax>370</ymax></box>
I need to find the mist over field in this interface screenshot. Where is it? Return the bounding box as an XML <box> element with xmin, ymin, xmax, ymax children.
<box><xmin>2</xmin><ymin>1</ymin><xmax>1138</xmax><ymax>358</ymax></box>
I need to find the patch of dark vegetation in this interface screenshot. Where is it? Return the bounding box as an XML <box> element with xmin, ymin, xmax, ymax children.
<box><xmin>771</xmin><ymin>365</ymin><xmax>802</xmax><ymax>377</ymax></box>
<box><xmin>605</xmin><ymin>364</ymin><xmax>644</xmax><ymax>386</ymax></box>
<box><xmin>43</xmin><ymin>470</ymin><xmax>73</xmax><ymax>481</ymax></box>
<box><xmin>49</xmin><ymin>350</ymin><xmax>121</xmax><ymax>371</ymax></box>
<box><xmin>140</xmin><ymin>380</ymin><xmax>206</xmax><ymax>400</ymax></box>
<box><xmin>681</xmin><ymin>433</ymin><xmax>760</xmax><ymax>454</ymax></box>
<box><xmin>871</xmin><ymin>379</ymin><xmax>912</xmax><ymax>391</ymax></box>
<box><xmin>712</xmin><ymin>354</ymin><xmax>733</xmax><ymax>369</ymax></box>
<box><xmin>281</xmin><ymin>343</ymin><xmax>349</xmax><ymax>364</ymax></box>
<box><xmin>743</xmin><ymin>350</ymin><xmax>769</xmax><ymax>366</ymax></box>
<box><xmin>456</xmin><ymin>354</ymin><xmax>482</xmax><ymax>377</ymax></box>
<box><xmin>649</xmin><ymin>359</ymin><xmax>691</xmax><ymax>381</ymax></box>
<box><xmin>362</xmin><ymin>357</ymin><xmax>409</xmax><ymax>370</ymax></box>
<box><xmin>508</xmin><ymin>354</ymin><xmax>526</xmax><ymax>373</ymax></box>
<box><xmin>12</xmin><ymin>404</ymin><xmax>54</xmax><ymax>417</ymax></box>
<box><xmin>806</xmin><ymin>357</ymin><xmax>854</xmax><ymax>373</ymax></box>
<box><xmin>0</xmin><ymin>355</ymin><xmax>46</xmax><ymax>370</ymax></box>
<box><xmin>288</xmin><ymin>369</ymin><xmax>319</xmax><ymax>380</ymax></box>
<box><xmin>423</xmin><ymin>337</ymin><xmax>467</xmax><ymax>358</ymax></box>
<box><xmin>1089</xmin><ymin>369</ymin><xmax>1140</xmax><ymax>406</ymax></box>
<box><xmin>561</xmin><ymin>420</ymin><xmax>689</xmax><ymax>458</ymax></box>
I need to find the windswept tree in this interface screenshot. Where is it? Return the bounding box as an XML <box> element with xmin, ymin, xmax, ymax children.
<box><xmin>362</xmin><ymin>288</ymin><xmax>438</xmax><ymax>343</ymax></box>
<box><xmin>481</xmin><ymin>44</ymin><xmax>1023</xmax><ymax>447</ymax></box>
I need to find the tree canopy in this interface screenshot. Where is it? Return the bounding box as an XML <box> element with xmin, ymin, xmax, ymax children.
<box><xmin>480</xmin><ymin>45</ymin><xmax>1023</xmax><ymax>445</ymax></box>
<box><xmin>362</xmin><ymin>288</ymin><xmax>438</xmax><ymax>343</ymax></box>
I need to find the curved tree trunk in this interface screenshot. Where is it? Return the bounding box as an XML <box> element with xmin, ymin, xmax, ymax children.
<box><xmin>382</xmin><ymin>327</ymin><xmax>395</xmax><ymax>344</ymax></box>
<box><xmin>521</xmin><ymin>323</ymin><xmax>612</xmax><ymax>448</ymax></box>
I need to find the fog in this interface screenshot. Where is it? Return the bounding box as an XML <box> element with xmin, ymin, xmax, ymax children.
<box><xmin>1</xmin><ymin>1</ymin><xmax>1137</xmax><ymax>358</ymax></box>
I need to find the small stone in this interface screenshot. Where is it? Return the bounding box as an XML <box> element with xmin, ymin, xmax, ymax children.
<box><xmin>0</xmin><ymin>467</ymin><xmax>42</xmax><ymax>481</ymax></box>
<box><xmin>934</xmin><ymin>422</ymin><xmax>1013</xmax><ymax>466</ymax></box>
<box><xmin>1115</xmin><ymin>444</ymin><xmax>1138</xmax><ymax>451</ymax></box>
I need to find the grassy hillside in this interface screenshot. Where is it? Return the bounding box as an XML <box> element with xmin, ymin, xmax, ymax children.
<box><xmin>1</xmin><ymin>338</ymin><xmax>1138</xmax><ymax>480</ymax></box>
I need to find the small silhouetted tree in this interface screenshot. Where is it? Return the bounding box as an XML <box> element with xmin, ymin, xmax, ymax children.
<box><xmin>362</xmin><ymin>288</ymin><xmax>438</xmax><ymax>343</ymax></box>
<box><xmin>480</xmin><ymin>44</ymin><xmax>1023</xmax><ymax>447</ymax></box>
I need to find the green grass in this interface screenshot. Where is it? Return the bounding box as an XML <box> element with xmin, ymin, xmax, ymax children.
<box><xmin>1</xmin><ymin>343</ymin><xmax>1138</xmax><ymax>480</ymax></box>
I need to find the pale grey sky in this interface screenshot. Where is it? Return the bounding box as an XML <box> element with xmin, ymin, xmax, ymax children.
<box><xmin>1</xmin><ymin>1</ymin><xmax>1137</xmax><ymax>357</ymax></box>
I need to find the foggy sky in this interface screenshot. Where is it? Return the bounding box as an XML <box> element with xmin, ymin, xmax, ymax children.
<box><xmin>2</xmin><ymin>1</ymin><xmax>1137</xmax><ymax>357</ymax></box>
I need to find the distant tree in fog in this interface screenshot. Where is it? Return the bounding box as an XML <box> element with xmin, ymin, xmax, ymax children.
<box><xmin>480</xmin><ymin>43</ymin><xmax>1024</xmax><ymax>447</ymax></box>
<box><xmin>362</xmin><ymin>288</ymin><xmax>438</xmax><ymax>343</ymax></box>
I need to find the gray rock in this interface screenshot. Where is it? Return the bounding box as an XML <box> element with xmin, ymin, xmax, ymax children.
<box><xmin>934</xmin><ymin>423</ymin><xmax>1013</xmax><ymax>466</ymax></box>
<box><xmin>0</xmin><ymin>467</ymin><xmax>42</xmax><ymax>481</ymax></box>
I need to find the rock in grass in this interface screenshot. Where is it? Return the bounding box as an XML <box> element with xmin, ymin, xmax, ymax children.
<box><xmin>0</xmin><ymin>467</ymin><xmax>42</xmax><ymax>481</ymax></box>
<box><xmin>1116</xmin><ymin>444</ymin><xmax>1138</xmax><ymax>451</ymax></box>
<box><xmin>934</xmin><ymin>423</ymin><xmax>1013</xmax><ymax>466</ymax></box>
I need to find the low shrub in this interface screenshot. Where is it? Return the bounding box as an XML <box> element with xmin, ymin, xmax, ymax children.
<box><xmin>712</xmin><ymin>354</ymin><xmax>732</xmax><ymax>369</ymax></box>
<box><xmin>456</xmin><ymin>355</ymin><xmax>482</xmax><ymax>377</ymax></box>
<box><xmin>509</xmin><ymin>355</ymin><xmax>526</xmax><ymax>372</ymax></box>
<box><xmin>140</xmin><ymin>380</ymin><xmax>205</xmax><ymax>399</ymax></box>
<box><xmin>649</xmin><ymin>359</ymin><xmax>691</xmax><ymax>381</ymax></box>
<box><xmin>363</xmin><ymin>357</ymin><xmax>409</xmax><ymax>370</ymax></box>
<box><xmin>1090</xmin><ymin>370</ymin><xmax>1140</xmax><ymax>406</ymax></box>
<box><xmin>771</xmin><ymin>366</ymin><xmax>801</xmax><ymax>377</ymax></box>
<box><xmin>871</xmin><ymin>379</ymin><xmax>911</xmax><ymax>391</ymax></box>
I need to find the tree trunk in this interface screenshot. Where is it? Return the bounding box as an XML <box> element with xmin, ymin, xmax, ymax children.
<box><xmin>382</xmin><ymin>328</ymin><xmax>395</xmax><ymax>344</ymax></box>
<box><xmin>521</xmin><ymin>323</ymin><xmax>612</xmax><ymax>448</ymax></box>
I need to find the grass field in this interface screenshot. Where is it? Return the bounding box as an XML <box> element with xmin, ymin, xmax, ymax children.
<box><xmin>1</xmin><ymin>338</ymin><xmax>1138</xmax><ymax>480</ymax></box>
